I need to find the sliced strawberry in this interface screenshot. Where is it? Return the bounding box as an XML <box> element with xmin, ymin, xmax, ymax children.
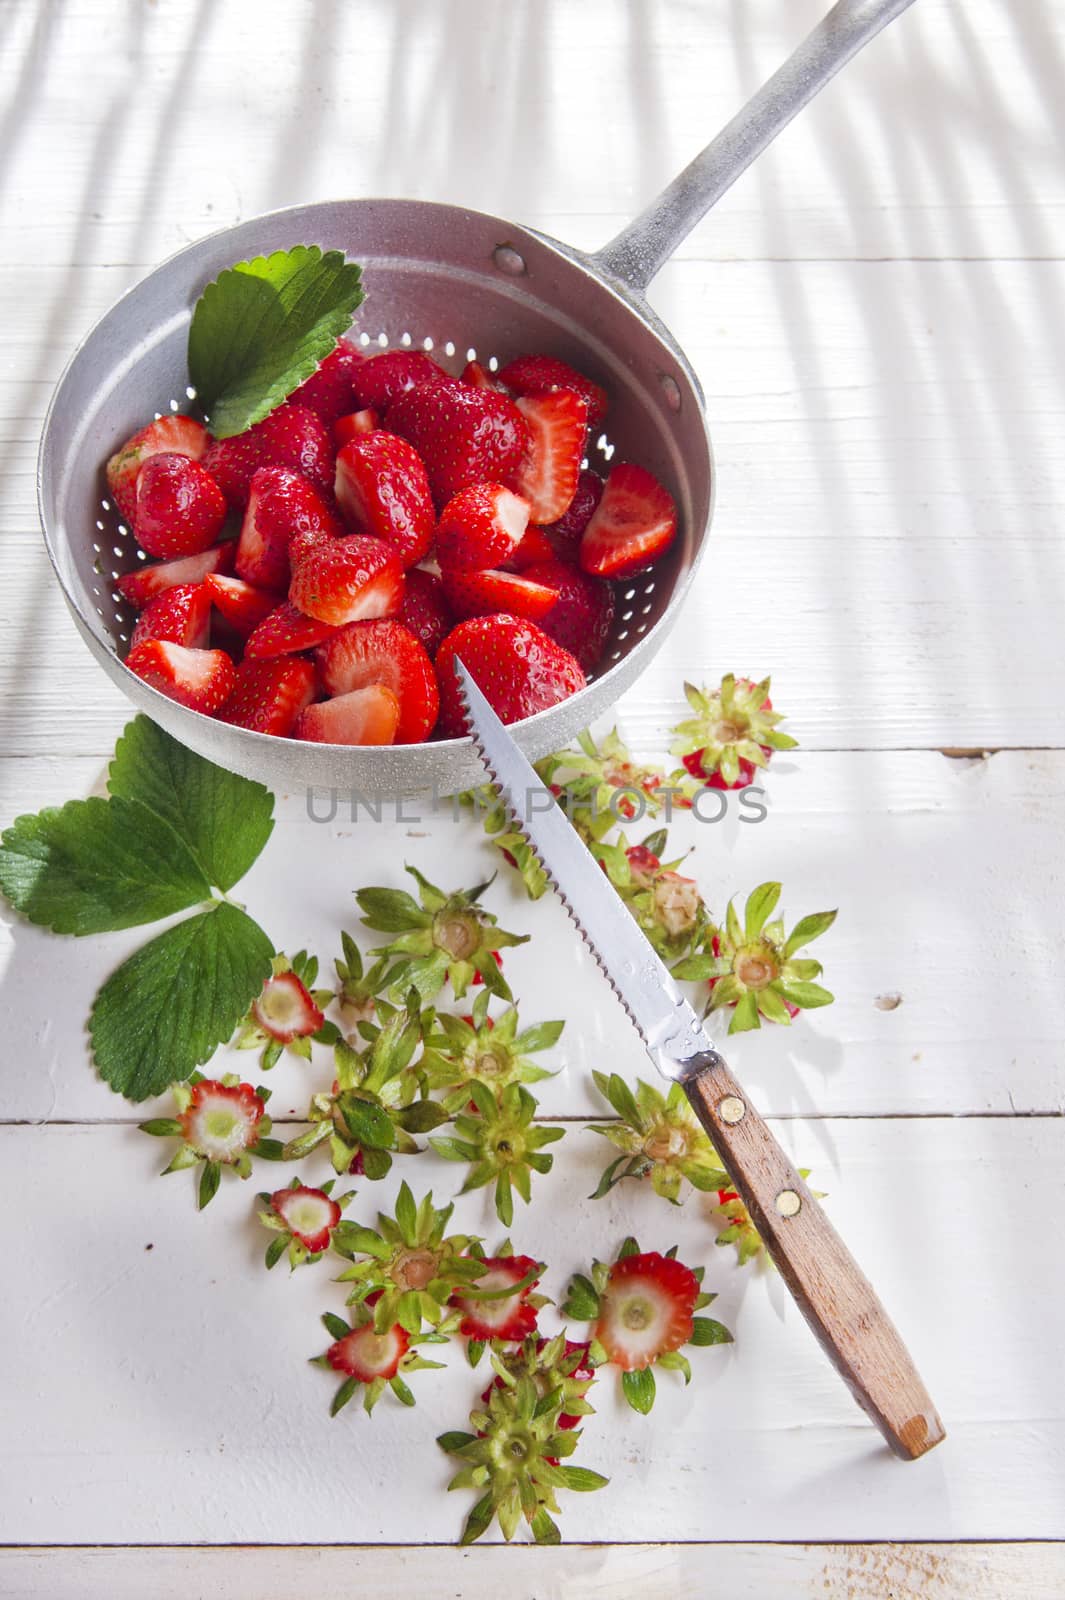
<box><xmin>252</xmin><ymin>970</ymin><xmax>324</xmax><ymax>1043</ymax></box>
<box><xmin>387</xmin><ymin>377</ymin><xmax>528</xmax><ymax>507</ymax></box>
<box><xmin>580</xmin><ymin>463</ymin><xmax>678</xmax><ymax>579</ymax></box>
<box><xmin>236</xmin><ymin>466</ymin><xmax>340</xmax><ymax>590</ymax></box>
<box><xmin>498</xmin><ymin>354</ymin><xmax>608</xmax><ymax>428</ymax></box>
<box><xmin>125</xmin><ymin>640</ymin><xmax>236</xmax><ymax>714</ymax></box>
<box><xmin>316</xmin><ymin>619</ymin><xmax>439</xmax><ymax>743</ymax></box>
<box><xmin>179</xmin><ymin>1079</ymin><xmax>264</xmax><ymax>1162</ymax></box>
<box><xmin>271</xmin><ymin>1184</ymin><xmax>341</xmax><ymax>1253</ymax></box>
<box><xmin>289</xmin><ymin>535</ymin><xmax>404</xmax><ymax>627</ymax></box>
<box><xmin>244</xmin><ymin>601</ymin><xmax>339</xmax><ymax>660</ymax></box>
<box><xmin>542</xmin><ymin>468</ymin><xmax>603</xmax><ymax>561</ymax></box>
<box><xmin>460</xmin><ymin>360</ymin><xmax>506</xmax><ymax>392</ymax></box>
<box><xmin>106</xmin><ymin>415</ymin><xmax>211</xmax><ymax>526</ymax></box>
<box><xmin>511</xmin><ymin>391</ymin><xmax>588</xmax><ymax>524</ymax></box>
<box><xmin>503</xmin><ymin>524</ymin><xmax>555</xmax><ymax>571</ymax></box>
<box><xmin>398</xmin><ymin>567</ymin><xmax>454</xmax><ymax>658</ymax></box>
<box><xmin>294</xmin><ymin>685</ymin><xmax>401</xmax><ymax>746</ymax></box>
<box><xmin>351</xmin><ymin>349</ymin><xmax>444</xmax><ymax>413</ymax></box>
<box><xmin>452</xmin><ymin>1256</ymin><xmax>541</xmax><ymax>1341</ymax></box>
<box><xmin>442</xmin><ymin>565</ymin><xmax>559</xmax><ymax>623</ymax></box>
<box><xmin>133</xmin><ymin>453</ymin><xmax>227</xmax><ymax>559</ymax></box>
<box><xmin>289</xmin><ymin>337</ymin><xmax>365</xmax><ymax>423</ymax></box>
<box><xmin>335</xmin><ymin>433</ymin><xmax>435</xmax><ymax>568</ymax></box>
<box><xmin>327</xmin><ymin>1321</ymin><xmax>409</xmax><ymax>1382</ymax></box>
<box><xmin>435</xmin><ymin>484</ymin><xmax>530</xmax><ymax>573</ymax></box>
<box><xmin>116</xmin><ymin>541</ymin><xmax>236</xmax><ymax>609</ymax></box>
<box><xmin>593</xmin><ymin>1251</ymin><xmax>698</xmax><ymax>1371</ymax></box>
<box><xmin>520</xmin><ymin>559</ymin><xmax>615</xmax><ymax>670</ymax></box>
<box><xmin>333</xmin><ymin>408</ymin><xmax>379</xmax><ymax>447</ymax></box>
<box><xmin>130</xmin><ymin>582</ymin><xmax>211</xmax><ymax>651</ymax></box>
<box><xmin>219</xmin><ymin>656</ymin><xmax>316</xmax><ymax>736</ymax></box>
<box><xmin>204</xmin><ymin>574</ymin><xmax>282</xmax><ymax>636</ymax></box>
<box><xmin>435</xmin><ymin>615</ymin><xmax>586</xmax><ymax>736</ymax></box>
<box><xmin>202</xmin><ymin>404</ymin><xmax>334</xmax><ymax>508</ymax></box>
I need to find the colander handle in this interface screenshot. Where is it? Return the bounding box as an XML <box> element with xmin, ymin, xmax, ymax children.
<box><xmin>593</xmin><ymin>0</ymin><xmax>917</xmax><ymax>294</ymax></box>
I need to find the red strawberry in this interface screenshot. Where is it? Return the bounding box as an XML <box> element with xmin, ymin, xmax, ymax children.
<box><xmin>315</xmin><ymin>619</ymin><xmax>439</xmax><ymax>743</ymax></box>
<box><xmin>202</xmin><ymin>404</ymin><xmax>334</xmax><ymax>508</ymax></box>
<box><xmin>498</xmin><ymin>354</ymin><xmax>609</xmax><ymax>428</ymax></box>
<box><xmin>460</xmin><ymin>360</ymin><xmax>506</xmax><ymax>392</ymax></box>
<box><xmin>133</xmin><ymin>453</ymin><xmax>227</xmax><ymax>559</ymax></box>
<box><xmin>387</xmin><ymin>378</ymin><xmax>528</xmax><ymax>507</ymax></box>
<box><xmin>327</xmin><ymin>1321</ymin><xmax>409</xmax><ymax>1382</ymax></box>
<box><xmin>351</xmin><ymin>349</ymin><xmax>443</xmax><ymax>413</ymax></box>
<box><xmin>503</xmin><ymin>524</ymin><xmax>555</xmax><ymax>571</ymax></box>
<box><xmin>335</xmin><ymin>433</ymin><xmax>435</xmax><ymax>568</ymax></box>
<box><xmin>442</xmin><ymin>565</ymin><xmax>559</xmax><ymax>623</ymax></box>
<box><xmin>580</xmin><ymin>463</ymin><xmax>677</xmax><ymax>578</ymax></box>
<box><xmin>236</xmin><ymin>466</ymin><xmax>340</xmax><ymax>590</ymax></box>
<box><xmin>333</xmin><ymin>408</ymin><xmax>379</xmax><ymax>447</ymax></box>
<box><xmin>125</xmin><ymin>640</ymin><xmax>236</xmax><ymax>714</ymax></box>
<box><xmin>204</xmin><ymin>574</ymin><xmax>282</xmax><ymax>636</ymax></box>
<box><xmin>252</xmin><ymin>970</ymin><xmax>324</xmax><ymax>1042</ymax></box>
<box><xmin>435</xmin><ymin>484</ymin><xmax>530</xmax><ymax>573</ymax></box>
<box><xmin>289</xmin><ymin>535</ymin><xmax>404</xmax><ymax>627</ymax></box>
<box><xmin>294</xmin><ymin>685</ymin><xmax>401</xmax><ymax>746</ymax></box>
<box><xmin>593</xmin><ymin>1251</ymin><xmax>698</xmax><ymax>1371</ymax></box>
<box><xmin>244</xmin><ymin>601</ymin><xmax>338</xmax><ymax>660</ymax></box>
<box><xmin>398</xmin><ymin>568</ymin><xmax>453</xmax><ymax>658</ymax></box>
<box><xmin>130</xmin><ymin>582</ymin><xmax>211</xmax><ymax>651</ymax></box>
<box><xmin>511</xmin><ymin>391</ymin><xmax>588</xmax><ymax>524</ymax></box>
<box><xmin>542</xmin><ymin>468</ymin><xmax>603</xmax><ymax>561</ymax></box>
<box><xmin>117</xmin><ymin>541</ymin><xmax>236</xmax><ymax>609</ymax></box>
<box><xmin>219</xmin><ymin>656</ymin><xmax>316</xmax><ymax>736</ymax></box>
<box><xmin>271</xmin><ymin>1184</ymin><xmax>341</xmax><ymax>1253</ymax></box>
<box><xmin>520</xmin><ymin>559</ymin><xmax>615</xmax><ymax>670</ymax></box>
<box><xmin>452</xmin><ymin>1256</ymin><xmax>542</xmax><ymax>1341</ymax></box>
<box><xmin>106</xmin><ymin>415</ymin><xmax>210</xmax><ymax>526</ymax></box>
<box><xmin>436</xmin><ymin>615</ymin><xmax>586</xmax><ymax>736</ymax></box>
<box><xmin>179</xmin><ymin>1079</ymin><xmax>265</xmax><ymax>1162</ymax></box>
<box><xmin>289</xmin><ymin>337</ymin><xmax>365</xmax><ymax>423</ymax></box>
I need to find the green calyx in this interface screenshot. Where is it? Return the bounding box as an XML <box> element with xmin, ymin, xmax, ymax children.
<box><xmin>356</xmin><ymin>865</ymin><xmax>528</xmax><ymax>1002</ymax></box>
<box><xmin>258</xmin><ymin>1176</ymin><xmax>354</xmax><ymax>1271</ymax></box>
<box><xmin>314</xmin><ymin>1302</ymin><xmax>449</xmax><ymax>1419</ymax></box>
<box><xmin>139</xmin><ymin>1071</ymin><xmax>284</xmax><ymax>1210</ymax></box>
<box><xmin>420</xmin><ymin>989</ymin><xmax>563</xmax><ymax>1113</ymax></box>
<box><xmin>430</xmin><ymin>1082</ymin><xmax>565</xmax><ymax>1228</ymax></box>
<box><xmin>487</xmin><ymin>1333</ymin><xmax>596</xmax><ymax>1426</ymax></box>
<box><xmin>594</xmin><ymin>829</ymin><xmax>708</xmax><ymax>962</ymax></box>
<box><xmin>670</xmin><ymin>674</ymin><xmax>797</xmax><ymax>786</ymax></box>
<box><xmin>713</xmin><ymin>1170</ymin><xmax>823</xmax><ymax>1267</ymax></box>
<box><xmin>333</xmin><ymin>1181</ymin><xmax>485</xmax><ymax>1334</ymax></box>
<box><xmin>537</xmin><ymin>729</ymin><xmax>669</xmax><ymax>845</ymax></box>
<box><xmin>233</xmin><ymin>949</ymin><xmax>337</xmax><ymax>1070</ymax></box>
<box><xmin>587</xmin><ymin>1072</ymin><xmax>729</xmax><ymax>1204</ymax></box>
<box><xmin>333</xmin><ymin>929</ymin><xmax>392</xmax><ymax>1034</ymax></box>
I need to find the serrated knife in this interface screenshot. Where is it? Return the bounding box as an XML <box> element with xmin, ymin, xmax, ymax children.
<box><xmin>454</xmin><ymin>660</ymin><xmax>944</xmax><ymax>1461</ymax></box>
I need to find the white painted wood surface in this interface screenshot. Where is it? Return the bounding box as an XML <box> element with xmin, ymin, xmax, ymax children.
<box><xmin>2</xmin><ymin>0</ymin><xmax>1064</xmax><ymax>1585</ymax></box>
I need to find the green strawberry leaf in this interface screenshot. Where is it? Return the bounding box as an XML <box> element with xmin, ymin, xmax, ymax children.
<box><xmin>339</xmin><ymin>1096</ymin><xmax>396</xmax><ymax>1151</ymax></box>
<box><xmin>188</xmin><ymin>246</ymin><xmax>365</xmax><ymax>438</ymax></box>
<box><xmin>89</xmin><ymin>903</ymin><xmax>274</xmax><ymax>1100</ymax></box>
<box><xmin>621</xmin><ymin>1367</ymin><xmax>656</xmax><ymax>1414</ymax></box>
<box><xmin>109</xmin><ymin>715</ymin><xmax>274</xmax><ymax>892</ymax></box>
<box><xmin>0</xmin><ymin>796</ymin><xmax>210</xmax><ymax>935</ymax></box>
<box><xmin>690</xmin><ymin>1316</ymin><xmax>734</xmax><ymax>1346</ymax></box>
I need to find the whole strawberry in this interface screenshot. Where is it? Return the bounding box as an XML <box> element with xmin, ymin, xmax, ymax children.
<box><xmin>133</xmin><ymin>453</ymin><xmax>227</xmax><ymax>559</ymax></box>
<box><xmin>498</xmin><ymin>353</ymin><xmax>609</xmax><ymax>428</ymax></box>
<box><xmin>335</xmin><ymin>432</ymin><xmax>435</xmax><ymax>568</ymax></box>
<box><xmin>398</xmin><ymin>567</ymin><xmax>454</xmax><ymax>657</ymax></box>
<box><xmin>130</xmin><ymin>581</ymin><xmax>211</xmax><ymax>651</ymax></box>
<box><xmin>520</xmin><ymin>558</ymin><xmax>614</xmax><ymax>670</ymax></box>
<box><xmin>289</xmin><ymin>337</ymin><xmax>365</xmax><ymax>423</ymax></box>
<box><xmin>435</xmin><ymin>615</ymin><xmax>586</xmax><ymax>736</ymax></box>
<box><xmin>106</xmin><ymin>414</ymin><xmax>210</xmax><ymax>525</ymax></box>
<box><xmin>237</xmin><ymin>465</ymin><xmax>340</xmax><ymax>591</ymax></box>
<box><xmin>202</xmin><ymin>403</ymin><xmax>334</xmax><ymax>508</ymax></box>
<box><xmin>388</xmin><ymin>377</ymin><xmax>528</xmax><ymax>507</ymax></box>
<box><xmin>351</xmin><ymin>349</ymin><xmax>444</xmax><ymax>412</ymax></box>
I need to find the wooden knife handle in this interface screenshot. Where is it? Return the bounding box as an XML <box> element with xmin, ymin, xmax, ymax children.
<box><xmin>683</xmin><ymin>1052</ymin><xmax>945</xmax><ymax>1460</ymax></box>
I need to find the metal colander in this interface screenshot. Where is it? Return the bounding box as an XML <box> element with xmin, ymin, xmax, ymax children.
<box><xmin>37</xmin><ymin>0</ymin><xmax>913</xmax><ymax>794</ymax></box>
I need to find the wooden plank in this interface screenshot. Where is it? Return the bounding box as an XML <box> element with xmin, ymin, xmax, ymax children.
<box><xmin>2</xmin><ymin>1542</ymin><xmax>1064</xmax><ymax>1600</ymax></box>
<box><xmin>0</xmin><ymin>1117</ymin><xmax>1061</xmax><ymax>1544</ymax></box>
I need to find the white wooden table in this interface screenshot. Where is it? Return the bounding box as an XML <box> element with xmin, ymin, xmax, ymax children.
<box><xmin>2</xmin><ymin>1</ymin><xmax>1064</xmax><ymax>1594</ymax></box>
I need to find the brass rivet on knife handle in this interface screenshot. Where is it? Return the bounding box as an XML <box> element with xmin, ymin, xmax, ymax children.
<box><xmin>683</xmin><ymin>1051</ymin><xmax>946</xmax><ymax>1461</ymax></box>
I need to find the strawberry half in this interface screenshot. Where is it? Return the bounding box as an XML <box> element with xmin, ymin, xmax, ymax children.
<box><xmin>289</xmin><ymin>337</ymin><xmax>365</xmax><ymax>423</ymax></box>
<box><xmin>125</xmin><ymin>641</ymin><xmax>236</xmax><ymax>714</ymax></box>
<box><xmin>289</xmin><ymin>535</ymin><xmax>404</xmax><ymax>627</ymax></box>
<box><xmin>204</xmin><ymin>574</ymin><xmax>283</xmax><ymax>636</ymax></box>
<box><xmin>130</xmin><ymin>582</ymin><xmax>211</xmax><ymax>651</ymax></box>
<box><xmin>271</xmin><ymin>1184</ymin><xmax>341</xmax><ymax>1253</ymax></box>
<box><xmin>580</xmin><ymin>462</ymin><xmax>678</xmax><ymax>579</ymax></box>
<box><xmin>202</xmin><ymin>404</ymin><xmax>334</xmax><ymax>508</ymax></box>
<box><xmin>498</xmin><ymin>353</ymin><xmax>609</xmax><ymax>428</ymax></box>
<box><xmin>452</xmin><ymin>1255</ymin><xmax>542</xmax><ymax>1341</ymax></box>
<box><xmin>252</xmin><ymin>970</ymin><xmax>324</xmax><ymax>1043</ymax></box>
<box><xmin>503</xmin><ymin>524</ymin><xmax>556</xmax><ymax>571</ymax></box>
<box><xmin>243</xmin><ymin>601</ymin><xmax>339</xmax><ymax>660</ymax></box>
<box><xmin>327</xmin><ymin>1321</ymin><xmax>409</xmax><ymax>1382</ymax></box>
<box><xmin>398</xmin><ymin>567</ymin><xmax>454</xmax><ymax>657</ymax></box>
<box><xmin>435</xmin><ymin>483</ymin><xmax>530</xmax><ymax>572</ymax></box>
<box><xmin>219</xmin><ymin>657</ymin><xmax>316</xmax><ymax>736</ymax></box>
<box><xmin>542</xmin><ymin>467</ymin><xmax>603</xmax><ymax>561</ymax></box>
<box><xmin>512</xmin><ymin>391</ymin><xmax>588</xmax><ymax>524</ymax></box>
<box><xmin>106</xmin><ymin>414</ymin><xmax>210</xmax><ymax>526</ymax></box>
<box><xmin>335</xmin><ymin>433</ymin><xmax>435</xmax><ymax>568</ymax></box>
<box><xmin>133</xmin><ymin>453</ymin><xmax>227</xmax><ymax>559</ymax></box>
<box><xmin>333</xmin><ymin>408</ymin><xmax>379</xmax><ymax>447</ymax></box>
<box><xmin>237</xmin><ymin>466</ymin><xmax>340</xmax><ymax>590</ymax></box>
<box><xmin>460</xmin><ymin>359</ymin><xmax>506</xmax><ymax>392</ymax></box>
<box><xmin>117</xmin><ymin>541</ymin><xmax>235</xmax><ymax>609</ymax></box>
<box><xmin>294</xmin><ymin>685</ymin><xmax>401</xmax><ymax>746</ymax></box>
<box><xmin>519</xmin><ymin>559</ymin><xmax>615</xmax><ymax>670</ymax></box>
<box><xmin>442</xmin><ymin>565</ymin><xmax>559</xmax><ymax>623</ymax></box>
<box><xmin>435</xmin><ymin>615</ymin><xmax>586</xmax><ymax>736</ymax></box>
<box><xmin>315</xmin><ymin>619</ymin><xmax>439</xmax><ymax>743</ymax></box>
<box><xmin>387</xmin><ymin>377</ymin><xmax>529</xmax><ymax>507</ymax></box>
<box><xmin>351</xmin><ymin>349</ymin><xmax>444</xmax><ymax>413</ymax></box>
<box><xmin>592</xmin><ymin>1251</ymin><xmax>698</xmax><ymax>1371</ymax></box>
